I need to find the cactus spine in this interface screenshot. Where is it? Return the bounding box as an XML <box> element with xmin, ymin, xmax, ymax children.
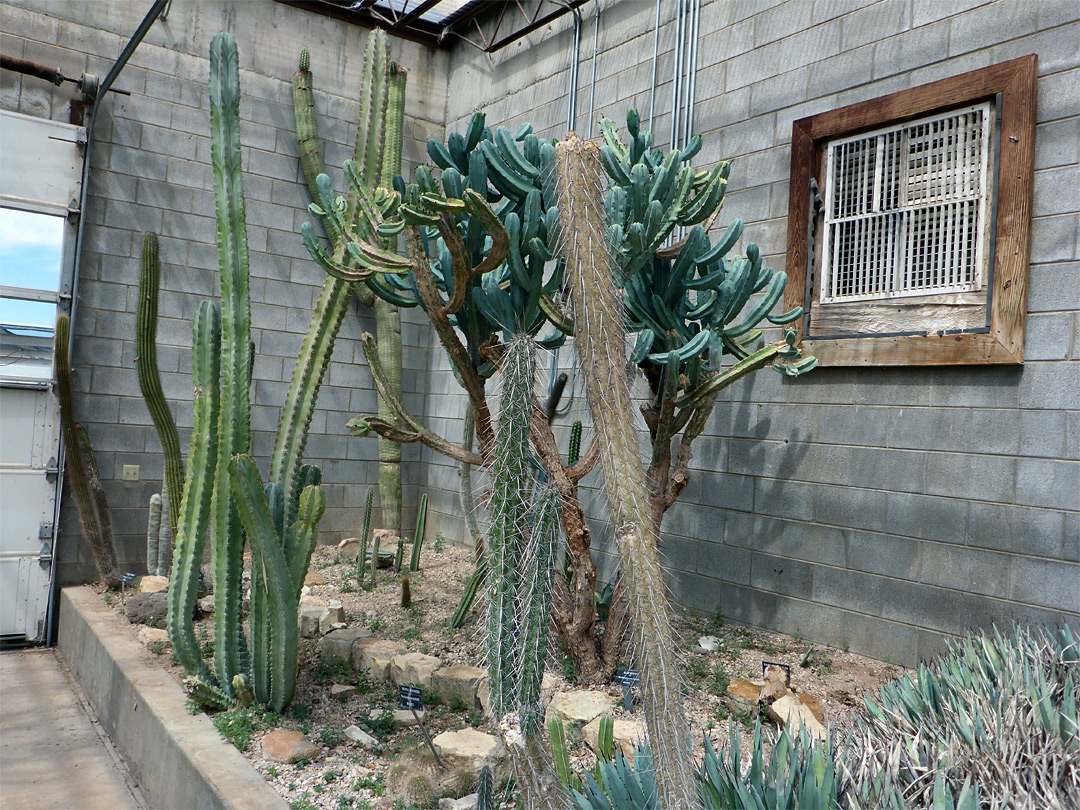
<box><xmin>136</xmin><ymin>232</ymin><xmax>183</xmax><ymax>545</ymax></box>
<box><xmin>409</xmin><ymin>493</ymin><xmax>428</xmax><ymax>571</ymax></box>
<box><xmin>54</xmin><ymin>312</ymin><xmax>120</xmax><ymax>588</ymax></box>
<box><xmin>555</xmin><ymin>132</ymin><xmax>695</xmax><ymax>808</ymax></box>
<box><xmin>357</xmin><ymin>488</ymin><xmax>373</xmax><ymax>589</ymax></box>
<box><xmin>167</xmin><ymin>300</ymin><xmax>220</xmax><ymax>683</ymax></box>
<box><xmin>208</xmin><ymin>31</ymin><xmax>252</xmax><ymax>694</ymax></box>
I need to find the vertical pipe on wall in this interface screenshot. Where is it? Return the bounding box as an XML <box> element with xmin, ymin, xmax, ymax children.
<box><xmin>647</xmin><ymin>0</ymin><xmax>661</xmax><ymax>134</ymax></box>
<box><xmin>587</xmin><ymin>3</ymin><xmax>600</xmax><ymax>138</ymax></box>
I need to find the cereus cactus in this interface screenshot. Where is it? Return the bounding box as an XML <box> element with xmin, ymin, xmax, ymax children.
<box><xmin>167</xmin><ymin>300</ymin><xmax>219</xmax><ymax>684</ymax></box>
<box><xmin>555</xmin><ymin>132</ymin><xmax>696</xmax><ymax>809</ymax></box>
<box><xmin>136</xmin><ymin>232</ymin><xmax>183</xmax><ymax>547</ymax></box>
<box><xmin>54</xmin><ymin>312</ymin><xmax>120</xmax><ymax>588</ymax></box>
<box><xmin>291</xmin><ymin>32</ymin><xmax>408</xmax><ymax>538</ymax></box>
<box><xmin>356</xmin><ymin>488</ymin><xmax>373</xmax><ymax>589</ymax></box>
<box><xmin>229</xmin><ymin>454</ymin><xmax>325</xmax><ymax>712</ymax></box>
<box><xmin>145</xmin><ymin>493</ymin><xmax>171</xmax><ymax>576</ymax></box>
<box><xmin>409</xmin><ymin>493</ymin><xmax>428</xmax><ymax>571</ymax></box>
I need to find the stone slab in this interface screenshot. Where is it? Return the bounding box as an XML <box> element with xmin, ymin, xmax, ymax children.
<box><xmin>430</xmin><ymin>664</ymin><xmax>485</xmax><ymax>708</ymax></box>
<box><xmin>352</xmin><ymin>639</ymin><xmax>408</xmax><ymax>681</ymax></box>
<box><xmin>390</xmin><ymin>652</ymin><xmax>443</xmax><ymax>690</ymax></box>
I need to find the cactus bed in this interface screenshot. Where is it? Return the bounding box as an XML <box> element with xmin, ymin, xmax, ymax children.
<box><xmin>108</xmin><ymin>541</ymin><xmax>906</xmax><ymax>810</ymax></box>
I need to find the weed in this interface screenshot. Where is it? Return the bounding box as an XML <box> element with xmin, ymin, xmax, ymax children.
<box><xmin>842</xmin><ymin>639</ymin><xmax>850</xmax><ymax>653</ymax></box>
<box><xmin>212</xmin><ymin>705</ymin><xmax>278</xmax><ymax>751</ymax></box>
<box><xmin>320</xmin><ymin>724</ymin><xmax>345</xmax><ymax>748</ymax></box>
<box><xmin>448</xmin><ymin>697</ymin><xmax>470</xmax><ymax>713</ymax></box>
<box><xmin>355</xmin><ymin>667</ymin><xmax>375</xmax><ymax>695</ymax></box>
<box><xmin>813</xmin><ymin>657</ymin><xmax>834</xmax><ymax>677</ymax></box>
<box><xmin>403</xmin><ymin>627</ymin><xmax>422</xmax><ymax>641</ymax></box>
<box><xmin>288</xmin><ymin>782</ymin><xmax>297</xmax><ymax>791</ymax></box>
<box><xmin>148</xmin><ymin>640</ymin><xmax>167</xmax><ymax>655</ymax></box>
<box><xmin>291</xmin><ymin>704</ymin><xmax>312</xmax><ymax>722</ymax></box>
<box><xmin>294</xmin><ymin>757</ymin><xmax>311</xmax><ymax>770</ymax></box>
<box><xmin>432</xmin><ymin>533</ymin><xmax>446</xmax><ymax>554</ymax></box>
<box><xmin>290</xmin><ymin>796</ymin><xmax>317</xmax><ymax>810</ymax></box>
<box><xmin>409</xmin><ymin>604</ymin><xmax>425</xmax><ymax>626</ymax></box>
<box><xmin>707</xmin><ymin>665</ymin><xmax>730</xmax><ymax>698</ymax></box>
<box><xmin>103</xmin><ymin>592</ymin><xmax>113</xmax><ymax>605</ymax></box>
<box><xmin>687</xmin><ymin>656</ymin><xmax>710</xmax><ymax>681</ymax></box>
<box><xmin>710</xmin><ymin>605</ymin><xmax>724</xmax><ymax>629</ymax></box>
<box><xmin>267</xmin><ymin>766</ymin><xmax>279</xmax><ymax>778</ymax></box>
<box><xmin>352</xmin><ymin>774</ymin><xmax>385</xmax><ymax>796</ymax></box>
<box><xmin>313</xmin><ymin>784</ymin><xmax>324</xmax><ymax>794</ymax></box>
<box><xmin>560</xmin><ymin>655</ymin><xmax>577</xmax><ymax>685</ymax></box>
<box><xmin>324</xmin><ymin>770</ymin><xmax>339</xmax><ymax>783</ymax></box>
<box><xmin>361</xmin><ymin>709</ymin><xmax>396</xmax><ymax>739</ymax></box>
<box><xmin>313</xmin><ymin>655</ymin><xmax>355</xmax><ymax>686</ymax></box>
<box><xmin>368</xmin><ymin>617</ymin><xmax>386</xmax><ymax>632</ymax></box>
<box><xmin>339</xmin><ymin>579</ymin><xmax>357</xmax><ymax>593</ymax></box>
<box><xmin>466</xmin><ymin>713</ymin><xmax>483</xmax><ymax>728</ymax></box>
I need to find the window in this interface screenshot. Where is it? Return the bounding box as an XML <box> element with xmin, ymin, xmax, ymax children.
<box><xmin>785</xmin><ymin>56</ymin><xmax>1037</xmax><ymax>366</ymax></box>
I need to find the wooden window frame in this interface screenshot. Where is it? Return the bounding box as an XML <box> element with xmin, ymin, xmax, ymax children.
<box><xmin>784</xmin><ymin>55</ymin><xmax>1037</xmax><ymax>366</ymax></box>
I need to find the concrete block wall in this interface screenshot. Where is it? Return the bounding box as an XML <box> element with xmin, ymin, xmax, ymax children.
<box><xmin>445</xmin><ymin>0</ymin><xmax>1079</xmax><ymax>665</ymax></box>
<box><xmin>1</xmin><ymin>0</ymin><xmax>449</xmax><ymax>583</ymax></box>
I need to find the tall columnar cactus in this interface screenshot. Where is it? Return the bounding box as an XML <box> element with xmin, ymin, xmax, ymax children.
<box><xmin>54</xmin><ymin>312</ymin><xmax>120</xmax><ymax>588</ymax></box>
<box><xmin>145</xmin><ymin>493</ymin><xmax>171</xmax><ymax>576</ymax></box>
<box><xmin>555</xmin><ymin>132</ymin><xmax>696</xmax><ymax>808</ymax></box>
<box><xmin>136</xmin><ymin>232</ymin><xmax>183</xmax><ymax>545</ymax></box>
<box><xmin>409</xmin><ymin>493</ymin><xmax>427</xmax><ymax>571</ymax></box>
<box><xmin>167</xmin><ymin>300</ymin><xmax>220</xmax><ymax>684</ymax></box>
<box><xmin>208</xmin><ymin>31</ymin><xmax>253</xmax><ymax>694</ymax></box>
<box><xmin>290</xmin><ymin>34</ymin><xmax>407</xmax><ymax>536</ymax></box>
<box><xmin>486</xmin><ymin>334</ymin><xmax>535</xmax><ymax>720</ymax></box>
<box><xmin>356</xmin><ymin>488</ymin><xmax>373</xmax><ymax>589</ymax></box>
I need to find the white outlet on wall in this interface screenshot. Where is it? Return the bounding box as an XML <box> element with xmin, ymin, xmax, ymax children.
<box><xmin>122</xmin><ymin>465</ymin><xmax>140</xmax><ymax>481</ymax></box>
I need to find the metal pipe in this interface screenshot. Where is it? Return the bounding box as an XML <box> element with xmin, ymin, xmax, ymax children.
<box><xmin>686</xmin><ymin>0</ymin><xmax>700</xmax><ymax>147</ymax></box>
<box><xmin>671</xmin><ymin>0</ymin><xmax>684</xmax><ymax>151</ymax></box>
<box><xmin>1</xmin><ymin>53</ymin><xmax>64</xmax><ymax>86</ymax></box>
<box><xmin>647</xmin><ymin>0</ymin><xmax>661</xmax><ymax>134</ymax></box>
<box><xmin>566</xmin><ymin>3</ymin><xmax>582</xmax><ymax>132</ymax></box>
<box><xmin>46</xmin><ymin>0</ymin><xmax>169</xmax><ymax>647</ymax></box>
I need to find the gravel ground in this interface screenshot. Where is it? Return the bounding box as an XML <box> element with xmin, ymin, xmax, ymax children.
<box><xmin>117</xmin><ymin>539</ymin><xmax>907</xmax><ymax>809</ymax></box>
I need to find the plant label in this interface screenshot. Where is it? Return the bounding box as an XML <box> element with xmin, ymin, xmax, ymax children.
<box><xmin>614</xmin><ymin>669</ymin><xmax>639</xmax><ymax>686</ymax></box>
<box><xmin>398</xmin><ymin>685</ymin><xmax>424</xmax><ymax>710</ymax></box>
<box><xmin>761</xmin><ymin>661</ymin><xmax>791</xmax><ymax>678</ymax></box>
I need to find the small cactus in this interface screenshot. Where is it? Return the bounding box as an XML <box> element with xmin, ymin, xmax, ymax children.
<box><xmin>356</xmin><ymin>488</ymin><xmax>373</xmax><ymax>589</ymax></box>
<box><xmin>409</xmin><ymin>493</ymin><xmax>427</xmax><ymax>571</ymax></box>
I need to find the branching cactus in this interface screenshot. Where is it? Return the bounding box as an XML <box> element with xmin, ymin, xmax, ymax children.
<box><xmin>290</xmin><ymin>33</ymin><xmax>408</xmax><ymax>536</ymax></box>
<box><xmin>555</xmin><ymin>132</ymin><xmax>696</xmax><ymax>808</ymax></box>
<box><xmin>136</xmin><ymin>232</ymin><xmax>183</xmax><ymax>546</ymax></box>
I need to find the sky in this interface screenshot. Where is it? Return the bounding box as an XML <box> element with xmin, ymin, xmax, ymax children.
<box><xmin>0</xmin><ymin>207</ymin><xmax>63</xmax><ymax>329</ymax></box>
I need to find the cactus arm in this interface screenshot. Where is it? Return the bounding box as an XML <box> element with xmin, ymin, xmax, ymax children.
<box><xmin>516</xmin><ymin>483</ymin><xmax>560</xmax><ymax>736</ymax></box>
<box><xmin>352</xmin><ymin>334</ymin><xmax>483</xmax><ymax>465</ymax></box>
<box><xmin>167</xmin><ymin>300</ymin><xmax>220</xmax><ymax>683</ymax></box>
<box><xmin>459</xmin><ymin>407</ymin><xmax>482</xmax><ymax>542</ymax></box>
<box><xmin>374</xmin><ymin>298</ymin><xmax>404</xmax><ymax>534</ymax></box>
<box><xmin>157</xmin><ymin>493</ymin><xmax>172</xmax><ymax>576</ymax></box>
<box><xmin>406</xmin><ymin>226</ymin><xmax>494</xmax><ymax>452</ymax></box>
<box><xmin>357</xmin><ymin>32</ymin><xmax>388</xmax><ymax>188</ymax></box>
<box><xmin>450</xmin><ymin>559</ymin><xmax>487</xmax><ymax>629</ymax></box>
<box><xmin>228</xmin><ymin>454</ymin><xmax>303</xmax><ymax>713</ymax></box>
<box><xmin>208</xmin><ymin>32</ymin><xmax>252</xmax><ymax>692</ymax></box>
<box><xmin>285</xmin><ymin>484</ymin><xmax>327</xmax><ymax>601</ymax></box>
<box><xmin>54</xmin><ymin>313</ymin><xmax>120</xmax><ymax>588</ymax></box>
<box><xmin>270</xmin><ymin>271</ymin><xmax>352</xmax><ymax>524</ymax></box>
<box><xmin>292</xmin><ymin>48</ymin><xmax>327</xmax><ymax>209</ymax></box>
<box><xmin>368</xmin><ymin>530</ymin><xmax>381</xmax><ymax>590</ymax></box>
<box><xmin>136</xmin><ymin>232</ymin><xmax>184</xmax><ymax>542</ymax></box>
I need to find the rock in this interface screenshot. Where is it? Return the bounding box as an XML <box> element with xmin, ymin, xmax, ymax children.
<box><xmin>767</xmin><ymin>694</ymin><xmax>827</xmax><ymax>741</ymax></box>
<box><xmin>262</xmin><ymin>730</ymin><xmax>320</xmax><ymax>763</ymax></box>
<box><xmin>439</xmin><ymin>795</ymin><xmax>478</xmax><ymax>810</ymax></box>
<box><xmin>197</xmin><ymin>595</ymin><xmax>215</xmax><ymax>614</ymax></box>
<box><xmin>724</xmin><ymin>678</ymin><xmax>764</xmax><ymax>715</ymax></box>
<box><xmin>376</xmin><ymin>708</ymin><xmax>423</xmax><ymax>727</ymax></box>
<box><xmin>391</xmin><ymin>652</ymin><xmax>443</xmax><ymax>690</ymax></box>
<box><xmin>344</xmin><ymin>725</ymin><xmax>379</xmax><ymax>748</ymax></box>
<box><xmin>797</xmin><ymin>692</ymin><xmax>825</xmax><ymax>724</ymax></box>
<box><xmin>541</xmin><ymin>672</ymin><xmax>559</xmax><ymax>706</ymax></box>
<box><xmin>124</xmin><ymin>592</ymin><xmax>167</xmax><ymax>626</ymax></box>
<box><xmin>330</xmin><ymin>683</ymin><xmax>357</xmax><ymax>701</ymax></box>
<box><xmin>338</xmin><ymin>537</ymin><xmax>361</xmax><ymax>561</ymax></box>
<box><xmin>321</xmin><ymin>627</ymin><xmax>373</xmax><ymax>660</ymax></box>
<box><xmin>320</xmin><ymin>601</ymin><xmax>346</xmax><ymax>634</ymax></box>
<box><xmin>546</xmin><ymin>691</ymin><xmax>614</xmax><ymax>731</ymax></box>
<box><xmin>304</xmin><ymin>569</ymin><xmax>327</xmax><ymax>586</ymax></box>
<box><xmin>476</xmin><ymin>676</ymin><xmax>490</xmax><ymax>715</ymax></box>
<box><xmin>299</xmin><ymin>606</ymin><xmax>326</xmax><ymax>638</ymax></box>
<box><xmin>433</xmin><ymin>728</ymin><xmax>507</xmax><ymax>779</ymax></box>
<box><xmin>139</xmin><ymin>575</ymin><xmax>169</xmax><ymax>594</ymax></box>
<box><xmin>698</xmin><ymin>635</ymin><xmax>721</xmax><ymax>651</ymax></box>
<box><xmin>364</xmin><ymin>610</ymin><xmax>379</xmax><ymax>622</ymax></box>
<box><xmin>137</xmin><ymin>626</ymin><xmax>168</xmax><ymax>647</ymax></box>
<box><xmin>353</xmin><ymin>639</ymin><xmax>408</xmax><ymax>681</ymax></box>
<box><xmin>299</xmin><ymin>594</ymin><xmax>328</xmax><ymax>608</ymax></box>
<box><xmin>431</xmin><ymin>664</ymin><xmax>485</xmax><ymax>708</ymax></box>
<box><xmin>583</xmin><ymin>716</ymin><xmax>646</xmax><ymax>765</ymax></box>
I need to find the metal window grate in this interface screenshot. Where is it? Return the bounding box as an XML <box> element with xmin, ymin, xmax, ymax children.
<box><xmin>820</xmin><ymin>102</ymin><xmax>992</xmax><ymax>303</ymax></box>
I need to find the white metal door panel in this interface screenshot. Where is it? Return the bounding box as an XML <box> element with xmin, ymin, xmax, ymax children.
<box><xmin>0</xmin><ymin>110</ymin><xmax>84</xmax><ymax>213</ymax></box>
<box><xmin>0</xmin><ymin>387</ymin><xmax>59</xmax><ymax>640</ymax></box>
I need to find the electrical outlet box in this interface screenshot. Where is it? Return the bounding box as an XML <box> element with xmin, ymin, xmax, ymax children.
<box><xmin>122</xmin><ymin>464</ymin><xmax>140</xmax><ymax>481</ymax></box>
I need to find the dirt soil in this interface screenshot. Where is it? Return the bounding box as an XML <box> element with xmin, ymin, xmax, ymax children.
<box><xmin>114</xmin><ymin>540</ymin><xmax>907</xmax><ymax>810</ymax></box>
